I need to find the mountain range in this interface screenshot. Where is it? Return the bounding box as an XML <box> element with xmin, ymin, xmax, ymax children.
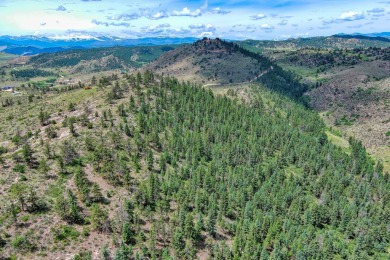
<box><xmin>1</xmin><ymin>33</ymin><xmax>390</xmax><ymax>56</ymax></box>
<box><xmin>0</xmin><ymin>35</ymin><xmax>198</xmax><ymax>55</ymax></box>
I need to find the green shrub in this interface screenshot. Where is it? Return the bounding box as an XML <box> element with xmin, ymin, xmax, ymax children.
<box><xmin>81</xmin><ymin>227</ymin><xmax>90</xmax><ymax>237</ymax></box>
<box><xmin>13</xmin><ymin>164</ymin><xmax>25</xmax><ymax>173</ymax></box>
<box><xmin>72</xmin><ymin>250</ymin><xmax>92</xmax><ymax>260</ymax></box>
<box><xmin>11</xmin><ymin>235</ymin><xmax>35</xmax><ymax>252</ymax></box>
<box><xmin>0</xmin><ymin>146</ymin><xmax>7</xmax><ymax>155</ymax></box>
<box><xmin>52</xmin><ymin>225</ymin><xmax>80</xmax><ymax>242</ymax></box>
<box><xmin>386</xmin><ymin>131</ymin><xmax>390</xmax><ymax>137</ymax></box>
<box><xmin>20</xmin><ymin>214</ymin><xmax>30</xmax><ymax>222</ymax></box>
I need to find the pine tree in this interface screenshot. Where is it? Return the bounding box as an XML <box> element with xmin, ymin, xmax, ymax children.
<box><xmin>207</xmin><ymin>206</ymin><xmax>217</xmax><ymax>238</ymax></box>
<box><xmin>67</xmin><ymin>189</ymin><xmax>82</xmax><ymax>223</ymax></box>
<box><xmin>90</xmin><ymin>183</ymin><xmax>104</xmax><ymax>203</ymax></box>
<box><xmin>124</xmin><ymin>199</ymin><xmax>134</xmax><ymax>223</ymax></box>
<box><xmin>147</xmin><ymin>150</ymin><xmax>154</xmax><ymax>171</ymax></box>
<box><xmin>124</xmin><ymin>124</ymin><xmax>132</xmax><ymax>137</ymax></box>
<box><xmin>184</xmin><ymin>213</ymin><xmax>195</xmax><ymax>240</ymax></box>
<box><xmin>22</xmin><ymin>143</ymin><xmax>34</xmax><ymax>166</ymax></box>
<box><xmin>69</xmin><ymin>120</ymin><xmax>76</xmax><ymax>136</ymax></box>
<box><xmin>91</xmin><ymin>75</ymin><xmax>97</xmax><ymax>85</ymax></box>
<box><xmin>90</xmin><ymin>203</ymin><xmax>109</xmax><ymax>232</ymax></box>
<box><xmin>195</xmin><ymin>212</ymin><xmax>204</xmax><ymax>240</ymax></box>
<box><xmin>172</xmin><ymin>228</ymin><xmax>185</xmax><ymax>254</ymax></box>
<box><xmin>38</xmin><ymin>158</ymin><xmax>50</xmax><ymax>177</ymax></box>
<box><xmin>122</xmin><ymin>223</ymin><xmax>133</xmax><ymax>244</ymax></box>
<box><xmin>9</xmin><ymin>183</ymin><xmax>28</xmax><ymax>211</ymax></box>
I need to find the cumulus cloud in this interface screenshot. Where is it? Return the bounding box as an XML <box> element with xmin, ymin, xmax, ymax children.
<box><xmin>209</xmin><ymin>7</ymin><xmax>230</xmax><ymax>15</ymax></box>
<box><xmin>56</xmin><ymin>5</ymin><xmax>67</xmax><ymax>11</ymax></box>
<box><xmin>104</xmin><ymin>1</ymin><xmax>228</xmax><ymax>23</ymax></box>
<box><xmin>189</xmin><ymin>24</ymin><xmax>216</xmax><ymax>32</ymax></box>
<box><xmin>323</xmin><ymin>11</ymin><xmax>365</xmax><ymax>25</ymax></box>
<box><xmin>140</xmin><ymin>25</ymin><xmax>165</xmax><ymax>34</ymax></box>
<box><xmin>142</xmin><ymin>23</ymin><xmax>171</xmax><ymax>31</ymax></box>
<box><xmin>123</xmin><ymin>27</ymin><xmax>191</xmax><ymax>38</ymax></box>
<box><xmin>171</xmin><ymin>7</ymin><xmax>202</xmax><ymax>17</ymax></box>
<box><xmin>260</xmin><ymin>24</ymin><xmax>274</xmax><ymax>30</ymax></box>
<box><xmin>251</xmin><ymin>13</ymin><xmax>267</xmax><ymax>20</ymax></box>
<box><xmin>339</xmin><ymin>11</ymin><xmax>365</xmax><ymax>21</ymax></box>
<box><xmin>230</xmin><ymin>24</ymin><xmax>258</xmax><ymax>33</ymax></box>
<box><xmin>147</xmin><ymin>11</ymin><xmax>169</xmax><ymax>20</ymax></box>
<box><xmin>198</xmin><ymin>31</ymin><xmax>213</xmax><ymax>37</ymax></box>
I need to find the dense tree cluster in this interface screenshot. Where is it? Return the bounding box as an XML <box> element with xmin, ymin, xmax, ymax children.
<box><xmin>1</xmin><ymin>58</ymin><xmax>389</xmax><ymax>258</ymax></box>
<box><xmin>281</xmin><ymin>47</ymin><xmax>390</xmax><ymax>71</ymax></box>
<box><xmin>53</xmin><ymin>72</ymin><xmax>388</xmax><ymax>258</ymax></box>
<box><xmin>10</xmin><ymin>69</ymin><xmax>56</xmax><ymax>80</ymax></box>
<box><xmin>28</xmin><ymin>46</ymin><xmax>175</xmax><ymax>69</ymax></box>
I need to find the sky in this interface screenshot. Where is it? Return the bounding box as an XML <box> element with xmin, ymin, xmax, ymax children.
<box><xmin>0</xmin><ymin>0</ymin><xmax>389</xmax><ymax>40</ymax></box>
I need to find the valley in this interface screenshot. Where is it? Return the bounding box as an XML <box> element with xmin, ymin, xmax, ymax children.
<box><xmin>240</xmin><ymin>40</ymin><xmax>390</xmax><ymax>172</ymax></box>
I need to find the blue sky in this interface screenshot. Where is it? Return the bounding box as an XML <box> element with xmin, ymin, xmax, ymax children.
<box><xmin>0</xmin><ymin>0</ymin><xmax>389</xmax><ymax>40</ymax></box>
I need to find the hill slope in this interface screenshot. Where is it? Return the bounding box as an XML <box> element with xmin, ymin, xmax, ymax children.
<box><xmin>28</xmin><ymin>45</ymin><xmax>177</xmax><ymax>73</ymax></box>
<box><xmin>241</xmin><ymin>39</ymin><xmax>390</xmax><ymax>171</ymax></box>
<box><xmin>146</xmin><ymin>38</ymin><xmax>308</xmax><ymax>99</ymax></box>
<box><xmin>240</xmin><ymin>35</ymin><xmax>390</xmax><ymax>54</ymax></box>
<box><xmin>0</xmin><ymin>71</ymin><xmax>388</xmax><ymax>259</ymax></box>
<box><xmin>146</xmin><ymin>38</ymin><xmax>271</xmax><ymax>85</ymax></box>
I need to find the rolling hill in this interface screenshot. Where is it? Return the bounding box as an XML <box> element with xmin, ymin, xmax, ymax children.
<box><xmin>27</xmin><ymin>45</ymin><xmax>178</xmax><ymax>73</ymax></box>
<box><xmin>240</xmin><ymin>38</ymin><xmax>390</xmax><ymax>171</ymax></box>
<box><xmin>240</xmin><ymin>35</ymin><xmax>390</xmax><ymax>53</ymax></box>
<box><xmin>146</xmin><ymin>38</ymin><xmax>308</xmax><ymax>99</ymax></box>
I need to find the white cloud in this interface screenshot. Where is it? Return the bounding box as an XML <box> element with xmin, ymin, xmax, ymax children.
<box><xmin>198</xmin><ymin>31</ymin><xmax>213</xmax><ymax>37</ymax></box>
<box><xmin>171</xmin><ymin>7</ymin><xmax>202</xmax><ymax>17</ymax></box>
<box><xmin>189</xmin><ymin>24</ymin><xmax>215</xmax><ymax>32</ymax></box>
<box><xmin>143</xmin><ymin>23</ymin><xmax>171</xmax><ymax>30</ymax></box>
<box><xmin>209</xmin><ymin>7</ymin><xmax>230</xmax><ymax>15</ymax></box>
<box><xmin>5</xmin><ymin>11</ymin><xmax>95</xmax><ymax>32</ymax></box>
<box><xmin>323</xmin><ymin>11</ymin><xmax>365</xmax><ymax>25</ymax></box>
<box><xmin>260</xmin><ymin>24</ymin><xmax>274</xmax><ymax>30</ymax></box>
<box><xmin>148</xmin><ymin>11</ymin><xmax>169</xmax><ymax>20</ymax></box>
<box><xmin>339</xmin><ymin>11</ymin><xmax>365</xmax><ymax>21</ymax></box>
<box><xmin>251</xmin><ymin>13</ymin><xmax>267</xmax><ymax>20</ymax></box>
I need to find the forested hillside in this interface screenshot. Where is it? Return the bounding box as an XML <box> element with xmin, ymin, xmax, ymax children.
<box><xmin>0</xmin><ymin>71</ymin><xmax>388</xmax><ymax>259</ymax></box>
<box><xmin>243</xmin><ymin>38</ymin><xmax>390</xmax><ymax>172</ymax></box>
<box><xmin>27</xmin><ymin>45</ymin><xmax>177</xmax><ymax>72</ymax></box>
<box><xmin>240</xmin><ymin>35</ymin><xmax>390</xmax><ymax>52</ymax></box>
<box><xmin>146</xmin><ymin>38</ymin><xmax>308</xmax><ymax>100</ymax></box>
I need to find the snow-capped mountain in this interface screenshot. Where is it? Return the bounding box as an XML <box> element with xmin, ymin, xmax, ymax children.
<box><xmin>0</xmin><ymin>34</ymin><xmax>198</xmax><ymax>55</ymax></box>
